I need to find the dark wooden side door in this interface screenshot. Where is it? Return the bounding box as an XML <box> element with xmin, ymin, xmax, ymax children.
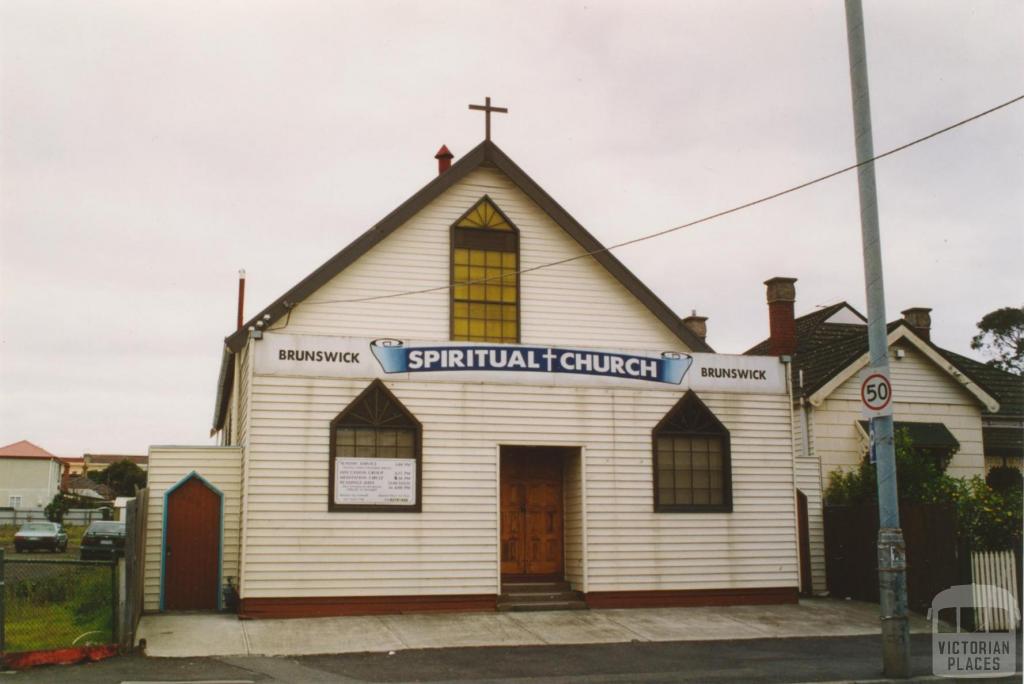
<box><xmin>164</xmin><ymin>476</ymin><xmax>220</xmax><ymax>610</ymax></box>
<box><xmin>797</xmin><ymin>489</ymin><xmax>812</xmax><ymax>596</ymax></box>
<box><xmin>501</xmin><ymin>450</ymin><xmax>563</xmax><ymax>578</ymax></box>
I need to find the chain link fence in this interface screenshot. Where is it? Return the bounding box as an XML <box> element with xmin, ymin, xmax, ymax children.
<box><xmin>1</xmin><ymin>551</ymin><xmax>117</xmax><ymax>653</ymax></box>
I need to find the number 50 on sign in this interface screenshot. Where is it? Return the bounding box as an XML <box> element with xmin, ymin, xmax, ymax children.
<box><xmin>860</xmin><ymin>367</ymin><xmax>894</xmax><ymax>418</ymax></box>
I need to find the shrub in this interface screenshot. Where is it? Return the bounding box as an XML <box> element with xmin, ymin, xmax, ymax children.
<box><xmin>986</xmin><ymin>465</ymin><xmax>1023</xmax><ymax>494</ymax></box>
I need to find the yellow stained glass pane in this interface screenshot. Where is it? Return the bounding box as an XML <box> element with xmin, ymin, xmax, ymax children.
<box><xmin>469</xmin><ymin>320</ymin><xmax>486</xmax><ymax>336</ymax></box>
<box><xmin>485</xmin><ymin>267</ymin><xmax>500</xmax><ymax>282</ymax></box>
<box><xmin>486</xmin><ymin>320</ymin><xmax>501</xmax><ymax>337</ymax></box>
<box><xmin>469</xmin><ymin>284</ymin><xmax>485</xmax><ymax>299</ymax></box>
<box><xmin>486</xmin><ymin>251</ymin><xmax>501</xmax><ymax>266</ymax></box>
<box><xmin>469</xmin><ymin>251</ymin><xmax>485</xmax><ymax>266</ymax></box>
<box><xmin>502</xmin><ymin>305</ymin><xmax>516</xmax><ymax>321</ymax></box>
<box><xmin>502</xmin><ymin>322</ymin><xmax>517</xmax><ymax>338</ymax></box>
<box><xmin>454</xmin><ymin>285</ymin><xmax>468</xmax><ymax>299</ymax></box>
<box><xmin>454</xmin><ymin>249</ymin><xmax>469</xmax><ymax>265</ymax></box>
<box><xmin>454</xmin><ymin>302</ymin><xmax>468</xmax><ymax>318</ymax></box>
<box><xmin>486</xmin><ymin>285</ymin><xmax>500</xmax><ymax>301</ymax></box>
<box><xmin>453</xmin><ymin>319</ymin><xmax>469</xmax><ymax>336</ymax></box>
<box><xmin>457</xmin><ymin>199</ymin><xmax>511</xmax><ymax>230</ymax></box>
<box><xmin>469</xmin><ymin>266</ymin><xmax>485</xmax><ymax>281</ymax></box>
<box><xmin>469</xmin><ymin>303</ymin><xmax>485</xmax><ymax>319</ymax></box>
<box><xmin>502</xmin><ymin>252</ymin><xmax>516</xmax><ymax>268</ymax></box>
<box><xmin>454</xmin><ymin>265</ymin><xmax>469</xmax><ymax>282</ymax></box>
<box><xmin>502</xmin><ymin>287</ymin><xmax>516</xmax><ymax>303</ymax></box>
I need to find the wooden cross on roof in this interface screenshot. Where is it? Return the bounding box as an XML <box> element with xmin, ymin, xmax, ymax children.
<box><xmin>468</xmin><ymin>96</ymin><xmax>508</xmax><ymax>141</ymax></box>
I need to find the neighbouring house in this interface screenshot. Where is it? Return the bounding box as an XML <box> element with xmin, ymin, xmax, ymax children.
<box><xmin>745</xmin><ymin>277</ymin><xmax>1009</xmax><ymax>596</ymax></box>
<box><xmin>0</xmin><ymin>440</ymin><xmax>65</xmax><ymax>510</ymax></box>
<box><xmin>144</xmin><ymin>140</ymin><xmax>801</xmax><ymax>617</ymax></box>
<box><xmin>65</xmin><ymin>475</ymin><xmax>116</xmax><ymax>501</ymax></box>
<box><xmin>84</xmin><ymin>453</ymin><xmax>148</xmax><ymax>473</ymax></box>
<box><xmin>928</xmin><ymin>351</ymin><xmax>1023</xmax><ymax>472</ymax></box>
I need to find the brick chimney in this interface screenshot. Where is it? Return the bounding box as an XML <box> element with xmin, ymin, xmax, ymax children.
<box><xmin>435</xmin><ymin>145</ymin><xmax>453</xmax><ymax>175</ymax></box>
<box><xmin>682</xmin><ymin>310</ymin><xmax>708</xmax><ymax>344</ymax></box>
<box><xmin>901</xmin><ymin>307</ymin><xmax>932</xmax><ymax>341</ymax></box>
<box><xmin>764</xmin><ymin>277</ymin><xmax>798</xmax><ymax>356</ymax></box>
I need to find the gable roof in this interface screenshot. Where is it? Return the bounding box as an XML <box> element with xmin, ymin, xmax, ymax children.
<box><xmin>745</xmin><ymin>303</ymin><xmax>1002</xmax><ymax>412</ymax></box>
<box><xmin>213</xmin><ymin>140</ymin><xmax>713</xmax><ymax>430</ymax></box>
<box><xmin>0</xmin><ymin>440</ymin><xmax>59</xmax><ymax>461</ymax></box>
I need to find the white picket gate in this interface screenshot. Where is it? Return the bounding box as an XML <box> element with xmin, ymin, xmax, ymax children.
<box><xmin>971</xmin><ymin>550</ymin><xmax>1021</xmax><ymax>631</ymax></box>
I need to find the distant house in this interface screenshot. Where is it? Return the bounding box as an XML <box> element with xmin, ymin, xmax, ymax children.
<box><xmin>66</xmin><ymin>475</ymin><xmax>116</xmax><ymax>501</ymax></box>
<box><xmin>745</xmin><ymin>278</ymin><xmax>1009</xmax><ymax>596</ymax></box>
<box><xmin>0</xmin><ymin>440</ymin><xmax>65</xmax><ymax>510</ymax></box>
<box><xmin>84</xmin><ymin>453</ymin><xmax>148</xmax><ymax>473</ymax></box>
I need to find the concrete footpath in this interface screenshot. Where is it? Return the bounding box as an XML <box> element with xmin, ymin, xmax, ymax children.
<box><xmin>137</xmin><ymin>598</ymin><xmax>931</xmax><ymax>658</ymax></box>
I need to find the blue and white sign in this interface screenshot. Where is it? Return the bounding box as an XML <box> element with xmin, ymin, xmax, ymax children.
<box><xmin>369</xmin><ymin>339</ymin><xmax>691</xmax><ymax>385</ymax></box>
<box><xmin>254</xmin><ymin>333</ymin><xmax>786</xmax><ymax>395</ymax></box>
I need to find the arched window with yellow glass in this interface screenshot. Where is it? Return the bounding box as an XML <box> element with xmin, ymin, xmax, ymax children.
<box><xmin>450</xmin><ymin>196</ymin><xmax>519</xmax><ymax>343</ymax></box>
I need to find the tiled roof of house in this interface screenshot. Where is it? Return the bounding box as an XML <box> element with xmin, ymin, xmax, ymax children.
<box><xmin>745</xmin><ymin>305</ymin><xmax>1014</xmax><ymax>416</ymax></box>
<box><xmin>0</xmin><ymin>440</ymin><xmax>59</xmax><ymax>460</ymax></box>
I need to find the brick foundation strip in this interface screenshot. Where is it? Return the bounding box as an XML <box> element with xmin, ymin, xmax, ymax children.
<box><xmin>2</xmin><ymin>643</ymin><xmax>118</xmax><ymax>670</ymax></box>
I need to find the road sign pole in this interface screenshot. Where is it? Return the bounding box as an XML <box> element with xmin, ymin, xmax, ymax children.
<box><xmin>845</xmin><ymin>1</ymin><xmax>910</xmax><ymax>677</ymax></box>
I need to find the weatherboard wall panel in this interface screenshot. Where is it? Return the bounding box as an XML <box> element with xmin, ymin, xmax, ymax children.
<box><xmin>143</xmin><ymin>446</ymin><xmax>242</xmax><ymax>611</ymax></box>
<box><xmin>820</xmin><ymin>345</ymin><xmax>984</xmax><ymax>478</ymax></box>
<box><xmin>240</xmin><ymin>375</ymin><xmax>796</xmax><ymax>598</ymax></box>
<box><xmin>278</xmin><ymin>167</ymin><xmax>689</xmax><ymax>353</ymax></box>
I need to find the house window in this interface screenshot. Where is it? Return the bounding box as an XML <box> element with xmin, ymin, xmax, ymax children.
<box><xmin>653</xmin><ymin>391</ymin><xmax>732</xmax><ymax>512</ymax></box>
<box><xmin>9</xmin><ymin>495</ymin><xmax>22</xmax><ymax>509</ymax></box>
<box><xmin>328</xmin><ymin>380</ymin><xmax>422</xmax><ymax>512</ymax></box>
<box><xmin>451</xmin><ymin>196</ymin><xmax>519</xmax><ymax>343</ymax></box>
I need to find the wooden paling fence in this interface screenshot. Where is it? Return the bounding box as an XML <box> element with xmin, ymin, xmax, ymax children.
<box><xmin>971</xmin><ymin>550</ymin><xmax>1021</xmax><ymax>631</ymax></box>
<box><xmin>119</xmin><ymin>488</ymin><xmax>149</xmax><ymax>651</ymax></box>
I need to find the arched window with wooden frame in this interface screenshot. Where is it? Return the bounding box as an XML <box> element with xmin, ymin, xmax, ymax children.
<box><xmin>653</xmin><ymin>390</ymin><xmax>732</xmax><ymax>513</ymax></box>
<box><xmin>450</xmin><ymin>196</ymin><xmax>520</xmax><ymax>343</ymax></box>
<box><xmin>328</xmin><ymin>380</ymin><xmax>422</xmax><ymax>512</ymax></box>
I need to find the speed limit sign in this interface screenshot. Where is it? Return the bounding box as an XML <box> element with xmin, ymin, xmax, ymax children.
<box><xmin>860</xmin><ymin>367</ymin><xmax>894</xmax><ymax>417</ymax></box>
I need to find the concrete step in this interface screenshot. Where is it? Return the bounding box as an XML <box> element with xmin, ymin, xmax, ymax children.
<box><xmin>498</xmin><ymin>581</ymin><xmax>587</xmax><ymax>611</ymax></box>
<box><xmin>502</xmin><ymin>581</ymin><xmax>571</xmax><ymax>593</ymax></box>
<box><xmin>496</xmin><ymin>599</ymin><xmax>589</xmax><ymax>612</ymax></box>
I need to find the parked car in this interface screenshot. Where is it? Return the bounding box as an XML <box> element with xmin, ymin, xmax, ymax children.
<box><xmin>80</xmin><ymin>521</ymin><xmax>126</xmax><ymax>560</ymax></box>
<box><xmin>13</xmin><ymin>522</ymin><xmax>68</xmax><ymax>552</ymax></box>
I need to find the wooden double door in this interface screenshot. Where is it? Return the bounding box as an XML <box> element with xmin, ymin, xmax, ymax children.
<box><xmin>500</xmin><ymin>449</ymin><xmax>564</xmax><ymax>578</ymax></box>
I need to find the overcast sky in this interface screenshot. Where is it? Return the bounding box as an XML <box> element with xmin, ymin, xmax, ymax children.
<box><xmin>1</xmin><ymin>1</ymin><xmax>1021</xmax><ymax>456</ymax></box>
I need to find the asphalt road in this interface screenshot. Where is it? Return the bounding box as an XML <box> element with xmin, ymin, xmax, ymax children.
<box><xmin>5</xmin><ymin>634</ymin><xmax>1022</xmax><ymax>684</ymax></box>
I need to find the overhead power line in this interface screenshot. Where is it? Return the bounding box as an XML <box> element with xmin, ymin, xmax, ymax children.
<box><xmin>302</xmin><ymin>93</ymin><xmax>1024</xmax><ymax>307</ymax></box>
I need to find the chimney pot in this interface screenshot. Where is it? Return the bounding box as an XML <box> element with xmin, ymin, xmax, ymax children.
<box><xmin>901</xmin><ymin>307</ymin><xmax>932</xmax><ymax>341</ymax></box>
<box><xmin>435</xmin><ymin>145</ymin><xmax>454</xmax><ymax>175</ymax></box>
<box><xmin>682</xmin><ymin>312</ymin><xmax>708</xmax><ymax>342</ymax></box>
<box><xmin>764</xmin><ymin>277</ymin><xmax>798</xmax><ymax>356</ymax></box>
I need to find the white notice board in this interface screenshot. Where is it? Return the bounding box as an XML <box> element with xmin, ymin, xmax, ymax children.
<box><xmin>334</xmin><ymin>457</ymin><xmax>416</xmax><ymax>505</ymax></box>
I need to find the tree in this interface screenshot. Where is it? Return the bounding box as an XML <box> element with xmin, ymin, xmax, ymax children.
<box><xmin>91</xmin><ymin>459</ymin><xmax>147</xmax><ymax>497</ymax></box>
<box><xmin>970</xmin><ymin>306</ymin><xmax>1024</xmax><ymax>374</ymax></box>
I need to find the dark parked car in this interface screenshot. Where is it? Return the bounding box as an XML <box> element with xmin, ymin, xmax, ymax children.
<box><xmin>80</xmin><ymin>521</ymin><xmax>126</xmax><ymax>560</ymax></box>
<box><xmin>13</xmin><ymin>522</ymin><xmax>68</xmax><ymax>552</ymax></box>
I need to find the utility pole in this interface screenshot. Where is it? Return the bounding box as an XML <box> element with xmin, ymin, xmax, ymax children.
<box><xmin>844</xmin><ymin>1</ymin><xmax>911</xmax><ymax>677</ymax></box>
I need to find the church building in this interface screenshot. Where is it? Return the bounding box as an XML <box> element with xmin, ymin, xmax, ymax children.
<box><xmin>143</xmin><ymin>134</ymin><xmax>801</xmax><ymax>617</ymax></box>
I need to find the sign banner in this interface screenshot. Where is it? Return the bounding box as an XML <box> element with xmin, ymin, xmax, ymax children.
<box><xmin>254</xmin><ymin>333</ymin><xmax>787</xmax><ymax>395</ymax></box>
<box><xmin>369</xmin><ymin>339</ymin><xmax>691</xmax><ymax>385</ymax></box>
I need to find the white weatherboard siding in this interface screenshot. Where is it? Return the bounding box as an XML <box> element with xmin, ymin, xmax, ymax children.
<box><xmin>563</xmin><ymin>450</ymin><xmax>585</xmax><ymax>591</ymax></box>
<box><xmin>793</xmin><ymin>406</ymin><xmax>827</xmax><ymax>594</ymax></box>
<box><xmin>143</xmin><ymin>446</ymin><xmax>242</xmax><ymax>611</ymax></box>
<box><xmin>815</xmin><ymin>345</ymin><xmax>985</xmax><ymax>478</ymax></box>
<box><xmin>241</xmin><ymin>374</ymin><xmax>797</xmax><ymax>599</ymax></box>
<box><xmin>279</xmin><ymin>167</ymin><xmax>688</xmax><ymax>353</ymax></box>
